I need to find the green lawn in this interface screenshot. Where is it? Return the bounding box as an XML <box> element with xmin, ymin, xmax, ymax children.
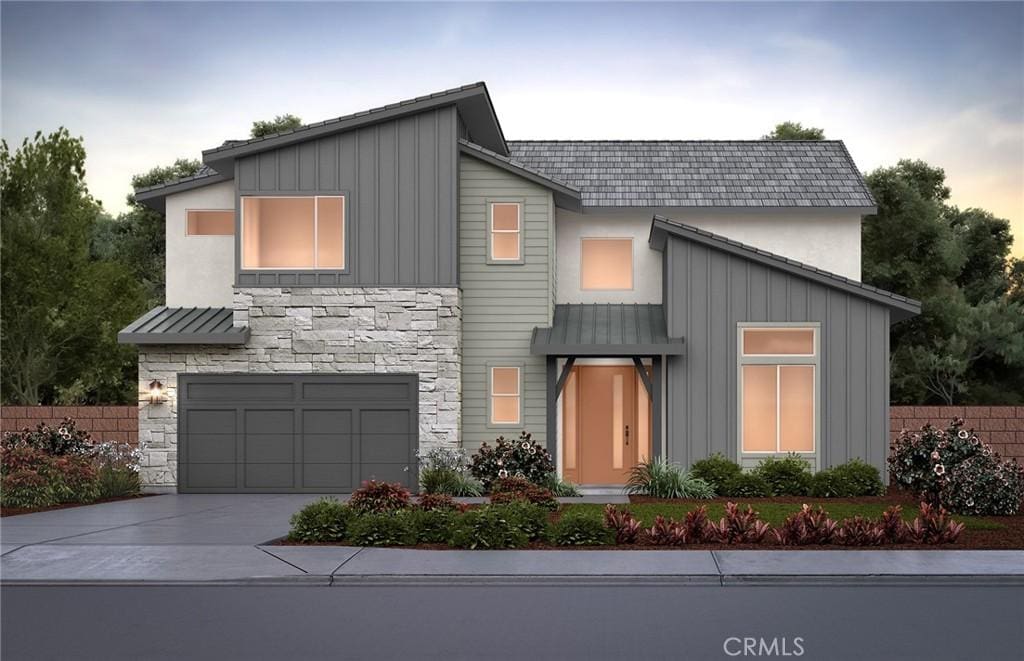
<box><xmin>562</xmin><ymin>501</ymin><xmax>1004</xmax><ymax>531</ymax></box>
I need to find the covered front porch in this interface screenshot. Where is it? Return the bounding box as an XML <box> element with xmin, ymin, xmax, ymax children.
<box><xmin>532</xmin><ymin>304</ymin><xmax>685</xmax><ymax>486</ymax></box>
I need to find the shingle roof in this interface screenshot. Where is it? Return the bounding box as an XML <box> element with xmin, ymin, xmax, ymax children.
<box><xmin>507</xmin><ymin>140</ymin><xmax>875</xmax><ymax>209</ymax></box>
<box><xmin>117</xmin><ymin>307</ymin><xmax>250</xmax><ymax>345</ymax></box>
<box><xmin>649</xmin><ymin>216</ymin><xmax>920</xmax><ymax>321</ymax></box>
<box><xmin>458</xmin><ymin>139</ymin><xmax>582</xmax><ymax>210</ymax></box>
<box><xmin>531</xmin><ymin>304</ymin><xmax>685</xmax><ymax>356</ymax></box>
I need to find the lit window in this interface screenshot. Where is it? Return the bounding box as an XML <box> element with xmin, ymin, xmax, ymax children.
<box><xmin>241</xmin><ymin>196</ymin><xmax>345</xmax><ymax>269</ymax></box>
<box><xmin>581</xmin><ymin>238</ymin><xmax>633</xmax><ymax>290</ymax></box>
<box><xmin>489</xmin><ymin>203</ymin><xmax>521</xmax><ymax>261</ymax></box>
<box><xmin>490</xmin><ymin>366</ymin><xmax>521</xmax><ymax>425</ymax></box>
<box><xmin>739</xmin><ymin>327</ymin><xmax>816</xmax><ymax>453</ymax></box>
<box><xmin>187</xmin><ymin>210</ymin><xmax>234</xmax><ymax>236</ymax></box>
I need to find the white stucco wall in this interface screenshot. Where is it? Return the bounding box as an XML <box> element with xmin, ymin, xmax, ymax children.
<box><xmin>164</xmin><ymin>181</ymin><xmax>235</xmax><ymax>307</ymax></box>
<box><xmin>555</xmin><ymin>208</ymin><xmax>863</xmax><ymax>303</ymax></box>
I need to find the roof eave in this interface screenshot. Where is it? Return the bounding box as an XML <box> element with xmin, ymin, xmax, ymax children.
<box><xmin>133</xmin><ymin>173</ymin><xmax>230</xmax><ymax>213</ymax></box>
<box><xmin>458</xmin><ymin>140</ymin><xmax>582</xmax><ymax>211</ymax></box>
<box><xmin>117</xmin><ymin>328</ymin><xmax>250</xmax><ymax>345</ymax></box>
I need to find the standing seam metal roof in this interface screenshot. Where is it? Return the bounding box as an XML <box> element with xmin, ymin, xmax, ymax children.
<box><xmin>117</xmin><ymin>307</ymin><xmax>250</xmax><ymax>344</ymax></box>
<box><xmin>531</xmin><ymin>304</ymin><xmax>684</xmax><ymax>355</ymax></box>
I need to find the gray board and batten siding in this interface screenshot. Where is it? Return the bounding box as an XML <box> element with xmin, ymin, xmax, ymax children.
<box><xmin>234</xmin><ymin>105</ymin><xmax>459</xmax><ymax>288</ymax></box>
<box><xmin>656</xmin><ymin>222</ymin><xmax>912</xmax><ymax>478</ymax></box>
<box><xmin>177</xmin><ymin>374</ymin><xmax>418</xmax><ymax>493</ymax></box>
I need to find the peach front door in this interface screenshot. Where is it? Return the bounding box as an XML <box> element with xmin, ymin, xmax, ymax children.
<box><xmin>566</xmin><ymin>365</ymin><xmax>648</xmax><ymax>485</ymax></box>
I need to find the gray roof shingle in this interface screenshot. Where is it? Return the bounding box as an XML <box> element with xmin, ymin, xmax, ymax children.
<box><xmin>507</xmin><ymin>140</ymin><xmax>875</xmax><ymax>209</ymax></box>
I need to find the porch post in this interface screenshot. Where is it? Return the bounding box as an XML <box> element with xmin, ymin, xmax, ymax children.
<box><xmin>652</xmin><ymin>355</ymin><xmax>662</xmax><ymax>460</ymax></box>
<box><xmin>546</xmin><ymin>355</ymin><xmax>558</xmax><ymax>459</ymax></box>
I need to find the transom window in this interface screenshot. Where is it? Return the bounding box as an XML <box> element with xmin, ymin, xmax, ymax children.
<box><xmin>489</xmin><ymin>366</ymin><xmax>521</xmax><ymax>425</ymax></box>
<box><xmin>489</xmin><ymin>203</ymin><xmax>521</xmax><ymax>261</ymax></box>
<box><xmin>187</xmin><ymin>210</ymin><xmax>234</xmax><ymax>236</ymax></box>
<box><xmin>739</xmin><ymin>326</ymin><xmax>817</xmax><ymax>454</ymax></box>
<box><xmin>241</xmin><ymin>196</ymin><xmax>345</xmax><ymax>269</ymax></box>
<box><xmin>580</xmin><ymin>238</ymin><xmax>633</xmax><ymax>290</ymax></box>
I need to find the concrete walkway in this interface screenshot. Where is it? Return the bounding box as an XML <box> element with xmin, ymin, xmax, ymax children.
<box><xmin>2</xmin><ymin>495</ymin><xmax>1022</xmax><ymax>585</ymax></box>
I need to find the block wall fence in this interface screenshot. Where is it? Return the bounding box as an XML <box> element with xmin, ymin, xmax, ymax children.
<box><xmin>2</xmin><ymin>405</ymin><xmax>1021</xmax><ymax>463</ymax></box>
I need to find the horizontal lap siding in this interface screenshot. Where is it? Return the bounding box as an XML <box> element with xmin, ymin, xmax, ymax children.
<box><xmin>236</xmin><ymin>106</ymin><xmax>458</xmax><ymax>287</ymax></box>
<box><xmin>460</xmin><ymin>156</ymin><xmax>554</xmax><ymax>454</ymax></box>
<box><xmin>665</xmin><ymin>239</ymin><xmax>890</xmax><ymax>476</ymax></box>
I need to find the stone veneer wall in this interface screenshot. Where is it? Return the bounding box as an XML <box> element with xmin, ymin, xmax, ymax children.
<box><xmin>137</xmin><ymin>287</ymin><xmax>461</xmax><ymax>489</ymax></box>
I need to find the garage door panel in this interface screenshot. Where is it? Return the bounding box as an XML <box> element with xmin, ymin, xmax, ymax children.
<box><xmin>302</xmin><ymin>409</ymin><xmax>353</xmax><ymax>434</ymax></box>
<box><xmin>302</xmin><ymin>382</ymin><xmax>412</xmax><ymax>401</ymax></box>
<box><xmin>187</xmin><ymin>381</ymin><xmax>294</xmax><ymax>401</ymax></box>
<box><xmin>302</xmin><ymin>464</ymin><xmax>352</xmax><ymax>489</ymax></box>
<box><xmin>185</xmin><ymin>410</ymin><xmax>236</xmax><ymax>434</ymax></box>
<box><xmin>359</xmin><ymin>409</ymin><xmax>413</xmax><ymax>434</ymax></box>
<box><xmin>245</xmin><ymin>464</ymin><xmax>294</xmax><ymax>489</ymax></box>
<box><xmin>183</xmin><ymin>434</ymin><xmax>236</xmax><ymax>463</ymax></box>
<box><xmin>245</xmin><ymin>410</ymin><xmax>294</xmax><ymax>434</ymax></box>
<box><xmin>303</xmin><ymin>434</ymin><xmax>353</xmax><ymax>463</ymax></box>
<box><xmin>359</xmin><ymin>433</ymin><xmax>414</xmax><ymax>463</ymax></box>
<box><xmin>358</xmin><ymin>463</ymin><xmax>413</xmax><ymax>487</ymax></box>
<box><xmin>187</xmin><ymin>464</ymin><xmax>238</xmax><ymax>489</ymax></box>
<box><xmin>244</xmin><ymin>434</ymin><xmax>295</xmax><ymax>463</ymax></box>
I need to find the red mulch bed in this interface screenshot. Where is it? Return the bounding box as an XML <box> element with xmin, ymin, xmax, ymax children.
<box><xmin>1</xmin><ymin>494</ymin><xmax>155</xmax><ymax>517</ymax></box>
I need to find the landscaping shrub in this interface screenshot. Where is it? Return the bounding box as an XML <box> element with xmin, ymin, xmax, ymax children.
<box><xmin>708</xmin><ymin>502</ymin><xmax>772</xmax><ymax>544</ymax></box>
<box><xmin>879</xmin><ymin>505</ymin><xmax>907</xmax><ymax>544</ymax></box>
<box><xmin>542</xmin><ymin>473</ymin><xmax>581</xmax><ymax>497</ymax></box>
<box><xmin>889</xmin><ymin>418</ymin><xmax>1024</xmax><ymax>515</ymax></box>
<box><xmin>834</xmin><ymin>517</ymin><xmax>885</xmax><ymax>546</ymax></box>
<box><xmin>905</xmin><ymin>502</ymin><xmax>964</xmax><ymax>544</ymax></box>
<box><xmin>689</xmin><ymin>454</ymin><xmax>743</xmax><ymax>492</ymax></box>
<box><xmin>489</xmin><ymin>476</ymin><xmax>558</xmax><ymax>511</ymax></box>
<box><xmin>1</xmin><ymin>470</ymin><xmax>56</xmax><ymax>509</ymax></box>
<box><xmin>645</xmin><ymin>515</ymin><xmax>689</xmax><ymax>546</ymax></box>
<box><xmin>469</xmin><ymin>432</ymin><xmax>554</xmax><ymax>488</ymax></box>
<box><xmin>774</xmin><ymin>504</ymin><xmax>838</xmax><ymax>546</ymax></box>
<box><xmin>50</xmin><ymin>455</ymin><xmax>99</xmax><ymax>504</ymax></box>
<box><xmin>625</xmin><ymin>458</ymin><xmax>715</xmax><ymax>499</ymax></box>
<box><xmin>752</xmin><ymin>455</ymin><xmax>813</xmax><ymax>496</ymax></box>
<box><xmin>2</xmin><ymin>419</ymin><xmax>92</xmax><ymax>456</ymax></box>
<box><xmin>809</xmin><ymin>459</ymin><xmax>885</xmax><ymax>498</ymax></box>
<box><xmin>349</xmin><ymin>480</ymin><xmax>411</xmax><ymax>514</ymax></box>
<box><xmin>93</xmin><ymin>443</ymin><xmax>142</xmax><ymax>499</ymax></box>
<box><xmin>416</xmin><ymin>493</ymin><xmax>461</xmax><ymax>512</ymax></box>
<box><xmin>603</xmin><ymin>505</ymin><xmax>641</xmax><ymax>545</ymax></box>
<box><xmin>418</xmin><ymin>447</ymin><xmax>483</xmax><ymax>496</ymax></box>
<box><xmin>940</xmin><ymin>454</ymin><xmax>1024</xmax><ymax>516</ymax></box>
<box><xmin>449</xmin><ymin>506</ymin><xmax>529</xmax><ymax>549</ymax></box>
<box><xmin>348</xmin><ymin>512</ymin><xmax>417</xmax><ymax>547</ymax></box>
<box><xmin>408</xmin><ymin>509</ymin><xmax>456</xmax><ymax>544</ymax></box>
<box><xmin>549</xmin><ymin>511</ymin><xmax>612</xmax><ymax>546</ymax></box>
<box><xmin>493</xmin><ymin>501</ymin><xmax>549</xmax><ymax>540</ymax></box>
<box><xmin>683</xmin><ymin>506</ymin><xmax>714</xmax><ymax>543</ymax></box>
<box><xmin>721</xmin><ymin>473</ymin><xmax>772</xmax><ymax>498</ymax></box>
<box><xmin>288</xmin><ymin>497</ymin><xmax>352</xmax><ymax>542</ymax></box>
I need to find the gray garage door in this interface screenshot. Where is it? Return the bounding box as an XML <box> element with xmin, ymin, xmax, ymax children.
<box><xmin>177</xmin><ymin>374</ymin><xmax>418</xmax><ymax>493</ymax></box>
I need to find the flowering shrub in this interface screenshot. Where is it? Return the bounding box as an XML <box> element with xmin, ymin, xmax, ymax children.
<box><xmin>708</xmin><ymin>502</ymin><xmax>773</xmax><ymax>544</ymax></box>
<box><xmin>889</xmin><ymin>418</ymin><xmax>1024</xmax><ymax>515</ymax></box>
<box><xmin>2</xmin><ymin>419</ymin><xmax>92</xmax><ymax>456</ymax></box>
<box><xmin>489</xmin><ymin>476</ymin><xmax>558</xmax><ymax>511</ymax></box>
<box><xmin>469</xmin><ymin>432</ymin><xmax>554</xmax><ymax>488</ymax></box>
<box><xmin>93</xmin><ymin>442</ymin><xmax>142</xmax><ymax>499</ymax></box>
<box><xmin>349</xmin><ymin>480</ymin><xmax>411</xmax><ymax>513</ymax></box>
<box><xmin>774</xmin><ymin>504</ymin><xmax>838</xmax><ymax>545</ymax></box>
<box><xmin>604</xmin><ymin>505</ymin><xmax>642</xmax><ymax>544</ymax></box>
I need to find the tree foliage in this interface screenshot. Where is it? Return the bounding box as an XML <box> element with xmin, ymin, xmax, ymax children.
<box><xmin>251</xmin><ymin>114</ymin><xmax>302</xmax><ymax>138</ymax></box>
<box><xmin>862</xmin><ymin>160</ymin><xmax>1024</xmax><ymax>404</ymax></box>
<box><xmin>1</xmin><ymin>129</ymin><xmax>147</xmax><ymax>405</ymax></box>
<box><xmin>762</xmin><ymin>121</ymin><xmax>825</xmax><ymax>140</ymax></box>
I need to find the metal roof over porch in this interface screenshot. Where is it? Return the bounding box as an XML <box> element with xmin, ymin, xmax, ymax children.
<box><xmin>531</xmin><ymin>304</ymin><xmax>685</xmax><ymax>356</ymax></box>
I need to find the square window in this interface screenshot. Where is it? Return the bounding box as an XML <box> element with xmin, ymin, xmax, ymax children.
<box><xmin>581</xmin><ymin>238</ymin><xmax>633</xmax><ymax>289</ymax></box>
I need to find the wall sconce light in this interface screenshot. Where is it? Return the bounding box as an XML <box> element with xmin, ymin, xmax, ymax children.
<box><xmin>148</xmin><ymin>380</ymin><xmax>166</xmax><ymax>405</ymax></box>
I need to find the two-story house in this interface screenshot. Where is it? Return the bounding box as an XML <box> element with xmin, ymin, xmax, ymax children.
<box><xmin>120</xmin><ymin>82</ymin><xmax>920</xmax><ymax>493</ymax></box>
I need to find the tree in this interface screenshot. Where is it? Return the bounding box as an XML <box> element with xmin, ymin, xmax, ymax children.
<box><xmin>762</xmin><ymin>121</ymin><xmax>825</xmax><ymax>140</ymax></box>
<box><xmin>1</xmin><ymin>129</ymin><xmax>147</xmax><ymax>404</ymax></box>
<box><xmin>251</xmin><ymin>114</ymin><xmax>302</xmax><ymax>138</ymax></box>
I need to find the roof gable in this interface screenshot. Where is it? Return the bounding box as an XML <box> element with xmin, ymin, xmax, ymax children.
<box><xmin>458</xmin><ymin>139</ymin><xmax>582</xmax><ymax>211</ymax></box>
<box><xmin>508</xmin><ymin>140</ymin><xmax>875</xmax><ymax>210</ymax></box>
<box><xmin>649</xmin><ymin>215</ymin><xmax>920</xmax><ymax>321</ymax></box>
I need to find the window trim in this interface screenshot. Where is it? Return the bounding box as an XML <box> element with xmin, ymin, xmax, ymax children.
<box><xmin>487</xmin><ymin>363</ymin><xmax>523</xmax><ymax>428</ymax></box>
<box><xmin>486</xmin><ymin>199</ymin><xmax>524</xmax><ymax>265</ymax></box>
<box><xmin>741</xmin><ymin>327</ymin><xmax>816</xmax><ymax>357</ymax></box>
<box><xmin>238</xmin><ymin>194</ymin><xmax>347</xmax><ymax>271</ymax></box>
<box><xmin>737</xmin><ymin>323</ymin><xmax>820</xmax><ymax>456</ymax></box>
<box><xmin>579</xmin><ymin>237</ymin><xmax>635</xmax><ymax>291</ymax></box>
<box><xmin>185</xmin><ymin>209</ymin><xmax>235</xmax><ymax>237</ymax></box>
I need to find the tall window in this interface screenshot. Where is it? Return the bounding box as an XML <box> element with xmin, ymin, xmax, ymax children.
<box><xmin>739</xmin><ymin>327</ymin><xmax>817</xmax><ymax>453</ymax></box>
<box><xmin>187</xmin><ymin>210</ymin><xmax>235</xmax><ymax>236</ymax></box>
<box><xmin>489</xmin><ymin>202</ymin><xmax>521</xmax><ymax>261</ymax></box>
<box><xmin>489</xmin><ymin>366</ymin><xmax>521</xmax><ymax>425</ymax></box>
<box><xmin>241</xmin><ymin>196</ymin><xmax>345</xmax><ymax>269</ymax></box>
<box><xmin>580</xmin><ymin>238</ymin><xmax>633</xmax><ymax>290</ymax></box>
